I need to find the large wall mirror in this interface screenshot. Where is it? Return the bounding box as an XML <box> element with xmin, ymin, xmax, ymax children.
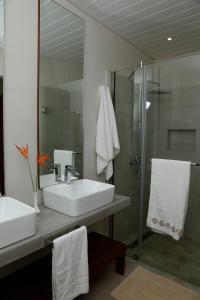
<box><xmin>38</xmin><ymin>0</ymin><xmax>85</xmax><ymax>188</ymax></box>
<box><xmin>0</xmin><ymin>0</ymin><xmax>4</xmax><ymax>194</ymax></box>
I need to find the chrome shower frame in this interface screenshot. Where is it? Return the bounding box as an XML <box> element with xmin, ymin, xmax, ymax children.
<box><xmin>135</xmin><ymin>63</ymin><xmax>147</xmax><ymax>259</ymax></box>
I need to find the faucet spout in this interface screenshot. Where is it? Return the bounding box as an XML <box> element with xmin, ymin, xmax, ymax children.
<box><xmin>65</xmin><ymin>165</ymin><xmax>73</xmax><ymax>184</ymax></box>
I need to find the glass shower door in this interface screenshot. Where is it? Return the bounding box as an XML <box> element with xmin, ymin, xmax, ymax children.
<box><xmin>113</xmin><ymin>69</ymin><xmax>139</xmax><ymax>249</ymax></box>
<box><xmin>113</xmin><ymin>64</ymin><xmax>159</xmax><ymax>259</ymax></box>
<box><xmin>113</xmin><ymin>55</ymin><xmax>200</xmax><ymax>286</ymax></box>
<box><xmin>140</xmin><ymin>57</ymin><xmax>200</xmax><ymax>286</ymax></box>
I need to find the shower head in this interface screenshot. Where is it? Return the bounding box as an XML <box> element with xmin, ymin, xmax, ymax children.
<box><xmin>148</xmin><ymin>80</ymin><xmax>160</xmax><ymax>87</ymax></box>
<box><xmin>147</xmin><ymin>80</ymin><xmax>171</xmax><ymax>95</ymax></box>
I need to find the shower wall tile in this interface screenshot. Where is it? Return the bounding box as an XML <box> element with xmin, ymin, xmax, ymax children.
<box><xmin>71</xmin><ymin>112</ymin><xmax>82</xmax><ymax>130</ymax></box>
<box><xmin>156</xmin><ymin>86</ymin><xmax>200</xmax><ymax>109</ymax></box>
<box><xmin>42</xmin><ymin>88</ymin><xmax>71</xmax><ymax>108</ymax></box>
<box><xmin>117</xmin><ymin>126</ymin><xmax>134</xmax><ymax>152</ymax></box>
<box><xmin>39</xmin><ymin>86</ymin><xmax>83</xmax><ymax>176</ymax></box>
<box><xmin>155</xmin><ymin>78</ymin><xmax>200</xmax><ymax>240</ymax></box>
<box><xmin>158</xmin><ymin>107</ymin><xmax>200</xmax><ymax>128</ymax></box>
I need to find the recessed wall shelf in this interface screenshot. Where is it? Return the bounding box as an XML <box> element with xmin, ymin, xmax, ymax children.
<box><xmin>167</xmin><ymin>129</ymin><xmax>196</xmax><ymax>151</ymax></box>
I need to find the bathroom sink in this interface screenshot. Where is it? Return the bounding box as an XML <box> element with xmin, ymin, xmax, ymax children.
<box><xmin>43</xmin><ymin>179</ymin><xmax>115</xmax><ymax>216</ymax></box>
<box><xmin>0</xmin><ymin>197</ymin><xmax>37</xmax><ymax>248</ymax></box>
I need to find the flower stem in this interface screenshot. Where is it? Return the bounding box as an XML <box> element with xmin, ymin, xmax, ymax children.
<box><xmin>27</xmin><ymin>158</ymin><xmax>36</xmax><ymax>193</ymax></box>
<box><xmin>35</xmin><ymin>174</ymin><xmax>38</xmax><ymax>193</ymax></box>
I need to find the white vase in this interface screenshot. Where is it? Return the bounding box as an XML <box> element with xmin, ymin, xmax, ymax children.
<box><xmin>34</xmin><ymin>192</ymin><xmax>40</xmax><ymax>215</ymax></box>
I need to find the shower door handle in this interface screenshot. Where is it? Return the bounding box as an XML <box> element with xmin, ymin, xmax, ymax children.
<box><xmin>129</xmin><ymin>156</ymin><xmax>141</xmax><ymax>169</ymax></box>
<box><xmin>135</xmin><ymin>155</ymin><xmax>141</xmax><ymax>170</ymax></box>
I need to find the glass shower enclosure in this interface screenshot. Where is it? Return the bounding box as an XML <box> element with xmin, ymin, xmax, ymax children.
<box><xmin>113</xmin><ymin>54</ymin><xmax>200</xmax><ymax>286</ymax></box>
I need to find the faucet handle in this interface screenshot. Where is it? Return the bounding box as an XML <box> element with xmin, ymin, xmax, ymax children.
<box><xmin>54</xmin><ymin>163</ymin><xmax>61</xmax><ymax>181</ymax></box>
<box><xmin>73</xmin><ymin>168</ymin><xmax>80</xmax><ymax>178</ymax></box>
<box><xmin>48</xmin><ymin>167</ymin><xmax>56</xmax><ymax>174</ymax></box>
<box><xmin>65</xmin><ymin>165</ymin><xmax>73</xmax><ymax>183</ymax></box>
<box><xmin>65</xmin><ymin>165</ymin><xmax>73</xmax><ymax>171</ymax></box>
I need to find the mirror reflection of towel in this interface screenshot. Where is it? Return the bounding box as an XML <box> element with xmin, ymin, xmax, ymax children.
<box><xmin>96</xmin><ymin>85</ymin><xmax>120</xmax><ymax>180</ymax></box>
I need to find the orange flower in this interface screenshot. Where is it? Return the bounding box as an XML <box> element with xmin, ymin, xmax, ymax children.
<box><xmin>15</xmin><ymin>144</ymin><xmax>29</xmax><ymax>159</ymax></box>
<box><xmin>37</xmin><ymin>154</ymin><xmax>49</xmax><ymax>166</ymax></box>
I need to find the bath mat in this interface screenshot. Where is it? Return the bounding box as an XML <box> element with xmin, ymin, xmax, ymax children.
<box><xmin>111</xmin><ymin>266</ymin><xmax>200</xmax><ymax>300</ymax></box>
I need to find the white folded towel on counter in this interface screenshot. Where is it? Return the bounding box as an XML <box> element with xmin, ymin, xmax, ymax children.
<box><xmin>52</xmin><ymin>226</ymin><xmax>89</xmax><ymax>300</ymax></box>
<box><xmin>96</xmin><ymin>85</ymin><xmax>120</xmax><ymax>180</ymax></box>
<box><xmin>147</xmin><ymin>159</ymin><xmax>191</xmax><ymax>240</ymax></box>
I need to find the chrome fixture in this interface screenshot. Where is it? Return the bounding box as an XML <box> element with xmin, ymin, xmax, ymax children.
<box><xmin>65</xmin><ymin>165</ymin><xmax>73</xmax><ymax>184</ymax></box>
<box><xmin>150</xmin><ymin>159</ymin><xmax>200</xmax><ymax>166</ymax></box>
<box><xmin>147</xmin><ymin>80</ymin><xmax>171</xmax><ymax>95</ymax></box>
<box><xmin>49</xmin><ymin>163</ymin><xmax>61</xmax><ymax>182</ymax></box>
<box><xmin>128</xmin><ymin>61</ymin><xmax>143</xmax><ymax>79</ymax></box>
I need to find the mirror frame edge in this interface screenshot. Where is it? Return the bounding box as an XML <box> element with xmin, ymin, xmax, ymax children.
<box><xmin>37</xmin><ymin>0</ymin><xmax>40</xmax><ymax>190</ymax></box>
<box><xmin>0</xmin><ymin>0</ymin><xmax>5</xmax><ymax>195</ymax></box>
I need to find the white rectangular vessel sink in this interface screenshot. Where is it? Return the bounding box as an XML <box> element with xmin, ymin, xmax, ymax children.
<box><xmin>43</xmin><ymin>179</ymin><xmax>115</xmax><ymax>216</ymax></box>
<box><xmin>0</xmin><ymin>197</ymin><xmax>37</xmax><ymax>248</ymax></box>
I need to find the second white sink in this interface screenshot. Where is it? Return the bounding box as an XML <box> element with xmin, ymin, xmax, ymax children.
<box><xmin>0</xmin><ymin>197</ymin><xmax>37</xmax><ymax>248</ymax></box>
<box><xmin>43</xmin><ymin>179</ymin><xmax>115</xmax><ymax>216</ymax></box>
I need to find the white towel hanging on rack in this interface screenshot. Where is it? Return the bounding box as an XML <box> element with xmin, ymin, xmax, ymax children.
<box><xmin>96</xmin><ymin>85</ymin><xmax>120</xmax><ymax>180</ymax></box>
<box><xmin>52</xmin><ymin>226</ymin><xmax>89</xmax><ymax>300</ymax></box>
<box><xmin>147</xmin><ymin>158</ymin><xmax>191</xmax><ymax>240</ymax></box>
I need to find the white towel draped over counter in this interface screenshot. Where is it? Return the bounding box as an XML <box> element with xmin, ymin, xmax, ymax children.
<box><xmin>52</xmin><ymin>226</ymin><xmax>89</xmax><ymax>300</ymax></box>
<box><xmin>147</xmin><ymin>159</ymin><xmax>191</xmax><ymax>240</ymax></box>
<box><xmin>96</xmin><ymin>85</ymin><xmax>120</xmax><ymax>180</ymax></box>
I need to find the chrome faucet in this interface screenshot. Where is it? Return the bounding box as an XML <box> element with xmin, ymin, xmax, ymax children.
<box><xmin>49</xmin><ymin>163</ymin><xmax>61</xmax><ymax>182</ymax></box>
<box><xmin>65</xmin><ymin>165</ymin><xmax>73</xmax><ymax>184</ymax></box>
<box><xmin>55</xmin><ymin>163</ymin><xmax>62</xmax><ymax>182</ymax></box>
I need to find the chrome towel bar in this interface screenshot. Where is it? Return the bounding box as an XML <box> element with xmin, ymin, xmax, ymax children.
<box><xmin>45</xmin><ymin>225</ymin><xmax>81</xmax><ymax>249</ymax></box>
<box><xmin>149</xmin><ymin>159</ymin><xmax>200</xmax><ymax>166</ymax></box>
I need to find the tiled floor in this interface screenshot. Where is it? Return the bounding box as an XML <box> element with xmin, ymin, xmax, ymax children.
<box><xmin>79</xmin><ymin>257</ymin><xmax>200</xmax><ymax>300</ymax></box>
<box><xmin>78</xmin><ymin>257</ymin><xmax>138</xmax><ymax>300</ymax></box>
<box><xmin>111</xmin><ymin>266</ymin><xmax>200</xmax><ymax>300</ymax></box>
<box><xmin>128</xmin><ymin>233</ymin><xmax>200</xmax><ymax>286</ymax></box>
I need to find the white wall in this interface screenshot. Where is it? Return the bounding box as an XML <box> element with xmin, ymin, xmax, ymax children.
<box><xmin>40</xmin><ymin>56</ymin><xmax>83</xmax><ymax>87</ymax></box>
<box><xmin>4</xmin><ymin>0</ymin><xmax>38</xmax><ymax>204</ymax></box>
<box><xmin>55</xmin><ymin>0</ymin><xmax>152</xmax><ymax>180</ymax></box>
<box><xmin>4</xmin><ymin>0</ymin><xmax>151</xmax><ymax>207</ymax></box>
<box><xmin>84</xmin><ymin>21</ymin><xmax>151</xmax><ymax>180</ymax></box>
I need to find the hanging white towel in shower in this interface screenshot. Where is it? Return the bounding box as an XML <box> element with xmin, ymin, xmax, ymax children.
<box><xmin>147</xmin><ymin>159</ymin><xmax>191</xmax><ymax>240</ymax></box>
<box><xmin>96</xmin><ymin>85</ymin><xmax>120</xmax><ymax>180</ymax></box>
<box><xmin>52</xmin><ymin>226</ymin><xmax>89</xmax><ymax>300</ymax></box>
